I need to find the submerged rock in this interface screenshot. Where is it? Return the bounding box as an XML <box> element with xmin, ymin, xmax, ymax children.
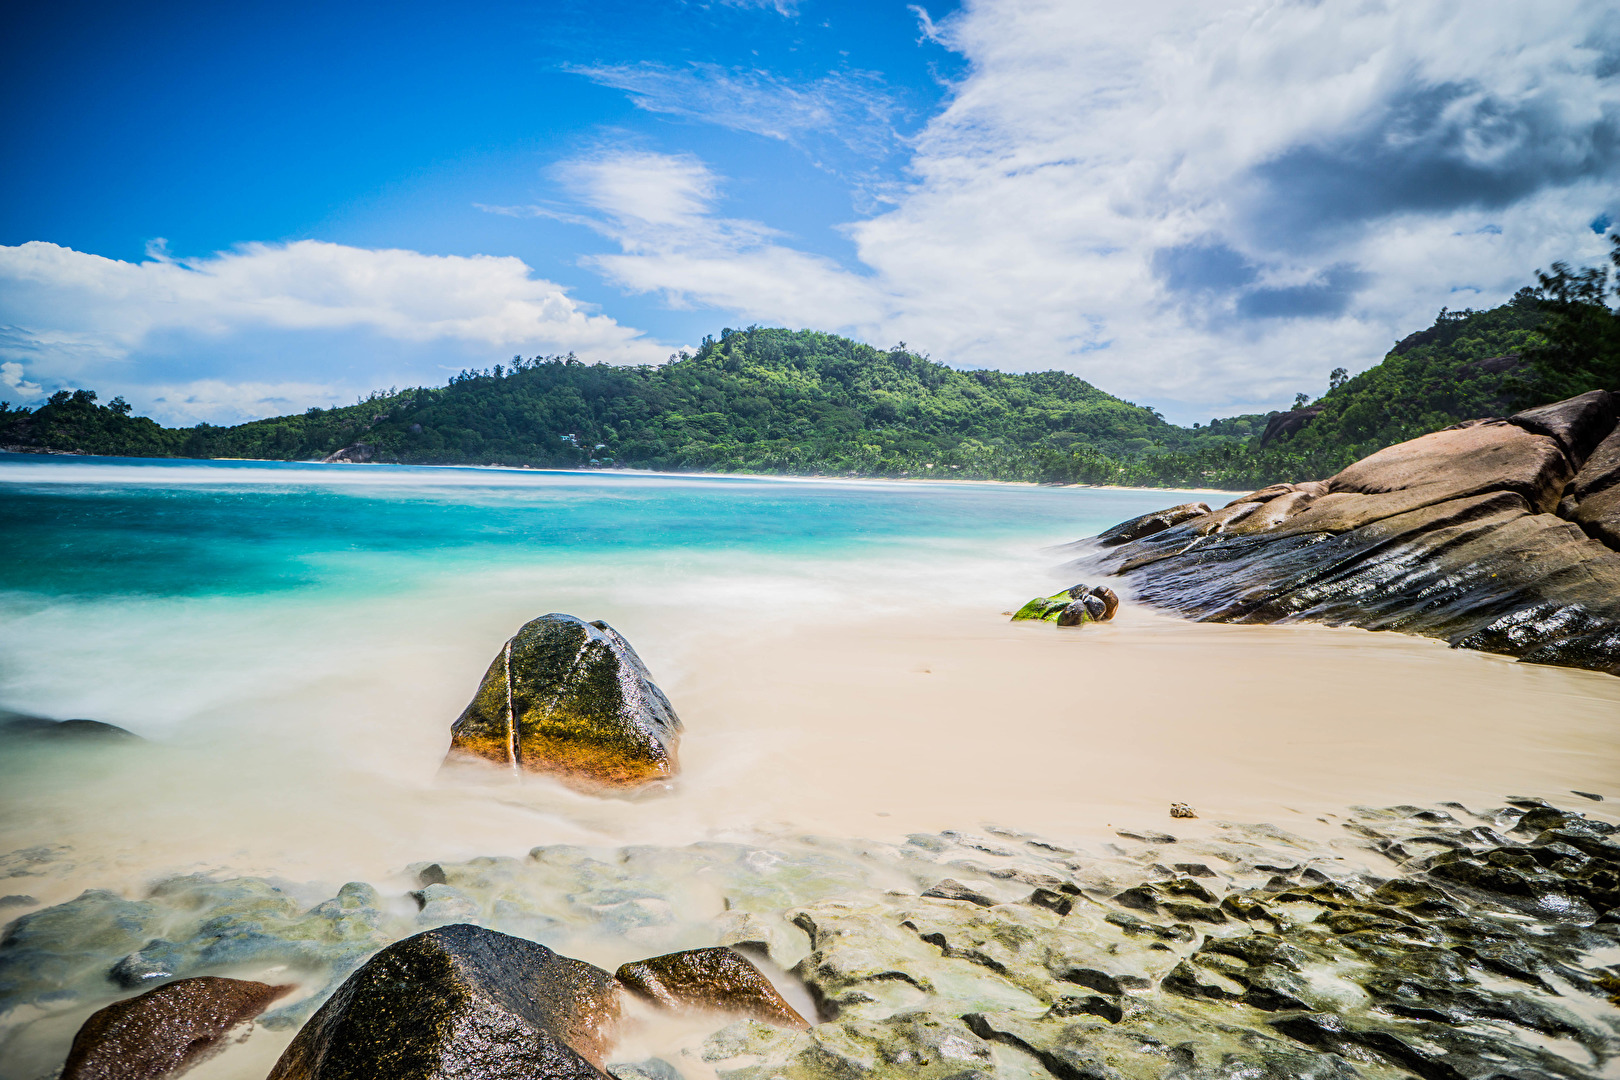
<box><xmin>447</xmin><ymin>613</ymin><xmax>682</xmax><ymax>787</ymax></box>
<box><xmin>62</xmin><ymin>976</ymin><xmax>291</xmax><ymax>1080</ymax></box>
<box><xmin>1080</xmin><ymin>391</ymin><xmax>1620</xmax><ymax>676</ymax></box>
<box><xmin>267</xmin><ymin>923</ymin><xmax>619</xmax><ymax>1080</ymax></box>
<box><xmin>616</xmin><ymin>946</ymin><xmax>809</xmax><ymax>1028</ymax></box>
<box><xmin>0</xmin><ymin>712</ymin><xmax>139</xmax><ymax>742</ymax></box>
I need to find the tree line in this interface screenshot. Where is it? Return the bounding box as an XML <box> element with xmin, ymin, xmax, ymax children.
<box><xmin>4</xmin><ymin>236</ymin><xmax>1617</xmax><ymax>490</ymax></box>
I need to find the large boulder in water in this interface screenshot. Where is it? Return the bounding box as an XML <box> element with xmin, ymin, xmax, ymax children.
<box><xmin>448</xmin><ymin>614</ymin><xmax>682</xmax><ymax>787</ymax></box>
<box><xmin>1080</xmin><ymin>391</ymin><xmax>1620</xmax><ymax>676</ymax></box>
<box><xmin>616</xmin><ymin>947</ymin><xmax>809</xmax><ymax>1028</ymax></box>
<box><xmin>267</xmin><ymin>923</ymin><xmax>619</xmax><ymax>1080</ymax></box>
<box><xmin>62</xmin><ymin>976</ymin><xmax>291</xmax><ymax>1080</ymax></box>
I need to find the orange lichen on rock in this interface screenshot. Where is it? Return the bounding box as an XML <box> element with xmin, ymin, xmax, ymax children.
<box><xmin>447</xmin><ymin>614</ymin><xmax>682</xmax><ymax>788</ymax></box>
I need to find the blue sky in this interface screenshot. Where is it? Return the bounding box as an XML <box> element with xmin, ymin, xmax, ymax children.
<box><xmin>3</xmin><ymin>0</ymin><xmax>1618</xmax><ymax>424</ymax></box>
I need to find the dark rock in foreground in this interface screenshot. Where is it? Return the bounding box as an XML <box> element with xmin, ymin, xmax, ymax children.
<box><xmin>63</xmin><ymin>976</ymin><xmax>290</xmax><ymax>1080</ymax></box>
<box><xmin>616</xmin><ymin>946</ymin><xmax>809</xmax><ymax>1028</ymax></box>
<box><xmin>267</xmin><ymin>923</ymin><xmax>619</xmax><ymax>1080</ymax></box>
<box><xmin>447</xmin><ymin>614</ymin><xmax>682</xmax><ymax>787</ymax></box>
<box><xmin>1081</xmin><ymin>390</ymin><xmax>1620</xmax><ymax>675</ymax></box>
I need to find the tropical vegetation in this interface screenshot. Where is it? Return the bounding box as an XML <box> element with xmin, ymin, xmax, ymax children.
<box><xmin>4</xmin><ymin>237</ymin><xmax>1617</xmax><ymax>491</ymax></box>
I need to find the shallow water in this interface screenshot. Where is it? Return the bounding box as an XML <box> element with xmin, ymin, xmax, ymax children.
<box><xmin>2</xmin><ymin>456</ymin><xmax>1618</xmax><ymax>1075</ymax></box>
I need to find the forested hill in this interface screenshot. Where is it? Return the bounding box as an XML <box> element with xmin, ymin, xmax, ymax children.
<box><xmin>0</xmin><ymin>328</ymin><xmax>1259</xmax><ymax>477</ymax></box>
<box><xmin>3</xmin><ymin>242</ymin><xmax>1617</xmax><ymax>489</ymax></box>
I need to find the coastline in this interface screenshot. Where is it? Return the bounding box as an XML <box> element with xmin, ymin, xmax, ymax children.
<box><xmin>5</xmin><ymin>459</ymin><xmax>1617</xmax><ymax>1078</ymax></box>
<box><xmin>0</xmin><ymin>448</ymin><xmax>1246</xmax><ymax>496</ymax></box>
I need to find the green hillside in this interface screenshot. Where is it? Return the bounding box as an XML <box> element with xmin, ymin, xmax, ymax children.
<box><xmin>4</xmin><ymin>239</ymin><xmax>1616</xmax><ymax>490</ymax></box>
<box><xmin>5</xmin><ymin>328</ymin><xmax>1245</xmax><ymax>477</ymax></box>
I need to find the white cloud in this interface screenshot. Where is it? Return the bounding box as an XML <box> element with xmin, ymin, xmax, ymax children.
<box><xmin>1</xmin><ymin>361</ymin><xmax>41</xmax><ymax>399</ymax></box>
<box><xmin>569</xmin><ymin>62</ymin><xmax>900</xmax><ymax>157</ymax></box>
<box><xmin>560</xmin><ymin>0</ymin><xmax>1620</xmax><ymax>419</ymax></box>
<box><xmin>528</xmin><ymin>151</ymin><xmax>887</xmax><ymax>323</ymax></box>
<box><xmin>0</xmin><ymin>240</ymin><xmax>670</xmax><ymax>423</ymax></box>
<box><xmin>716</xmin><ymin>0</ymin><xmax>798</xmax><ymax>16</ymax></box>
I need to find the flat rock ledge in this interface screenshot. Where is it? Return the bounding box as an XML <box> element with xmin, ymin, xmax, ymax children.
<box><xmin>4</xmin><ymin>798</ymin><xmax>1620</xmax><ymax>1079</ymax></box>
<box><xmin>1080</xmin><ymin>390</ymin><xmax>1620</xmax><ymax>676</ymax></box>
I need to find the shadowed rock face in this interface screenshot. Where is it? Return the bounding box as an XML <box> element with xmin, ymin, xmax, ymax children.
<box><xmin>1082</xmin><ymin>391</ymin><xmax>1620</xmax><ymax>676</ymax></box>
<box><xmin>616</xmin><ymin>946</ymin><xmax>809</xmax><ymax>1029</ymax></box>
<box><xmin>448</xmin><ymin>614</ymin><xmax>682</xmax><ymax>787</ymax></box>
<box><xmin>267</xmin><ymin>923</ymin><xmax>619</xmax><ymax>1080</ymax></box>
<box><xmin>62</xmin><ymin>976</ymin><xmax>291</xmax><ymax>1080</ymax></box>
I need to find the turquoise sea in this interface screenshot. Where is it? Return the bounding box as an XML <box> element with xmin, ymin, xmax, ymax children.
<box><xmin>0</xmin><ymin>455</ymin><xmax>1188</xmax><ymax>605</ymax></box>
<box><xmin>0</xmin><ymin>455</ymin><xmax>1191</xmax><ymax>734</ymax></box>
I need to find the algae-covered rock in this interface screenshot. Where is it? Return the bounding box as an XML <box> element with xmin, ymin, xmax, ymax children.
<box><xmin>0</xmin><ymin>889</ymin><xmax>163</xmax><ymax>1010</ymax></box>
<box><xmin>62</xmin><ymin>976</ymin><xmax>291</xmax><ymax>1080</ymax></box>
<box><xmin>1011</xmin><ymin>584</ymin><xmax>1119</xmax><ymax>626</ymax></box>
<box><xmin>616</xmin><ymin>946</ymin><xmax>809</xmax><ymax>1028</ymax></box>
<box><xmin>448</xmin><ymin>613</ymin><xmax>682</xmax><ymax>787</ymax></box>
<box><xmin>267</xmin><ymin>923</ymin><xmax>619</xmax><ymax>1080</ymax></box>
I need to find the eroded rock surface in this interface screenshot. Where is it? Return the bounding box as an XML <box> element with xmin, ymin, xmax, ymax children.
<box><xmin>1080</xmin><ymin>391</ymin><xmax>1620</xmax><ymax>675</ymax></box>
<box><xmin>448</xmin><ymin>613</ymin><xmax>682</xmax><ymax>787</ymax></box>
<box><xmin>8</xmin><ymin>800</ymin><xmax>1619</xmax><ymax>1080</ymax></box>
<box><xmin>62</xmin><ymin>976</ymin><xmax>290</xmax><ymax>1080</ymax></box>
<box><xmin>267</xmin><ymin>923</ymin><xmax>619</xmax><ymax>1080</ymax></box>
<box><xmin>617</xmin><ymin>946</ymin><xmax>809</xmax><ymax>1028</ymax></box>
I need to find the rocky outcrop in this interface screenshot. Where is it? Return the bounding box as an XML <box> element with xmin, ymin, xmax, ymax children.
<box><xmin>616</xmin><ymin>946</ymin><xmax>809</xmax><ymax>1028</ymax></box>
<box><xmin>1259</xmin><ymin>405</ymin><xmax>1323</xmax><ymax>446</ymax></box>
<box><xmin>13</xmin><ymin>802</ymin><xmax>1620</xmax><ymax>1079</ymax></box>
<box><xmin>1012</xmin><ymin>584</ymin><xmax>1119</xmax><ymax>626</ymax></box>
<box><xmin>319</xmin><ymin>443</ymin><xmax>373</xmax><ymax>464</ymax></box>
<box><xmin>1082</xmin><ymin>391</ymin><xmax>1620</xmax><ymax>676</ymax></box>
<box><xmin>62</xmin><ymin>976</ymin><xmax>291</xmax><ymax>1080</ymax></box>
<box><xmin>447</xmin><ymin>614</ymin><xmax>682</xmax><ymax>787</ymax></box>
<box><xmin>267</xmin><ymin>923</ymin><xmax>619</xmax><ymax>1080</ymax></box>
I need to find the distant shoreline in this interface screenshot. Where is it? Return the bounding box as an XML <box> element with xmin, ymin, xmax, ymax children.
<box><xmin>0</xmin><ymin>447</ymin><xmax>1245</xmax><ymax>495</ymax></box>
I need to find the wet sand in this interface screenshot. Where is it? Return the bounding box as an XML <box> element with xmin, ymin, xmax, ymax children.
<box><xmin>3</xmin><ymin>587</ymin><xmax>1617</xmax><ymax>911</ymax></box>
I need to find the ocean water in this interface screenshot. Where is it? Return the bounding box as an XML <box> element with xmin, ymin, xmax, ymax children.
<box><xmin>0</xmin><ymin>455</ymin><xmax>1187</xmax><ymax>732</ymax></box>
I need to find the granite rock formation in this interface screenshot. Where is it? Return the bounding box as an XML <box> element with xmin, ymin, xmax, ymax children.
<box><xmin>1082</xmin><ymin>391</ymin><xmax>1620</xmax><ymax>675</ymax></box>
<box><xmin>447</xmin><ymin>614</ymin><xmax>683</xmax><ymax>787</ymax></box>
<box><xmin>616</xmin><ymin>946</ymin><xmax>809</xmax><ymax>1028</ymax></box>
<box><xmin>266</xmin><ymin>923</ymin><xmax>620</xmax><ymax>1080</ymax></box>
<box><xmin>10</xmin><ymin>801</ymin><xmax>1620</xmax><ymax>1079</ymax></box>
<box><xmin>62</xmin><ymin>976</ymin><xmax>290</xmax><ymax>1080</ymax></box>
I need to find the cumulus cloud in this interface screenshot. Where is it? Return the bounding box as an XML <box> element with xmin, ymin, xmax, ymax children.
<box><xmin>560</xmin><ymin>0</ymin><xmax>1620</xmax><ymax>418</ymax></box>
<box><xmin>0</xmin><ymin>240</ymin><xmax>669</xmax><ymax>423</ymax></box>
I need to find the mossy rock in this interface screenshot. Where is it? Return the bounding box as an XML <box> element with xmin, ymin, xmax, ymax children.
<box><xmin>448</xmin><ymin>614</ymin><xmax>682</xmax><ymax>788</ymax></box>
<box><xmin>1011</xmin><ymin>584</ymin><xmax>1118</xmax><ymax>626</ymax></box>
<box><xmin>267</xmin><ymin>923</ymin><xmax>619</xmax><ymax>1080</ymax></box>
